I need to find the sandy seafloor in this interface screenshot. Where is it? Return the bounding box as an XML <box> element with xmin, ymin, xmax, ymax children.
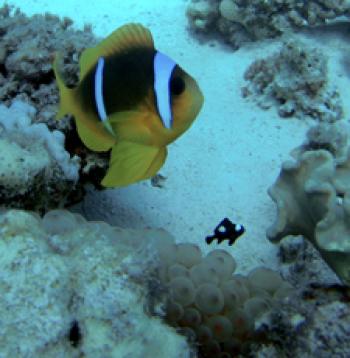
<box><xmin>3</xmin><ymin>0</ymin><xmax>350</xmax><ymax>274</ymax></box>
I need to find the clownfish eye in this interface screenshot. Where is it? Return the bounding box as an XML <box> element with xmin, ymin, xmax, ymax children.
<box><xmin>170</xmin><ymin>76</ymin><xmax>185</xmax><ymax>95</ymax></box>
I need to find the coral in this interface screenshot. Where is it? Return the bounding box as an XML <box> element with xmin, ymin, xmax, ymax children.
<box><xmin>0</xmin><ymin>100</ymin><xmax>82</xmax><ymax>212</ymax></box>
<box><xmin>0</xmin><ymin>5</ymin><xmax>95</xmax><ymax>114</ymax></box>
<box><xmin>267</xmin><ymin>122</ymin><xmax>350</xmax><ymax>286</ymax></box>
<box><xmin>0</xmin><ymin>5</ymin><xmax>111</xmax><ymax>198</ymax></box>
<box><xmin>0</xmin><ymin>207</ymin><xmax>294</xmax><ymax>358</ymax></box>
<box><xmin>187</xmin><ymin>0</ymin><xmax>350</xmax><ymax>49</ymax></box>
<box><xmin>242</xmin><ymin>40</ymin><xmax>343</xmax><ymax>122</ymax></box>
<box><xmin>1</xmin><ymin>206</ymin><xmax>349</xmax><ymax>357</ymax></box>
<box><xmin>0</xmin><ymin>209</ymin><xmax>191</xmax><ymax>358</ymax></box>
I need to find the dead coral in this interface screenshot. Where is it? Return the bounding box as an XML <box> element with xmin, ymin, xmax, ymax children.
<box><xmin>242</xmin><ymin>40</ymin><xmax>343</xmax><ymax>122</ymax></box>
<box><xmin>187</xmin><ymin>0</ymin><xmax>350</xmax><ymax>49</ymax></box>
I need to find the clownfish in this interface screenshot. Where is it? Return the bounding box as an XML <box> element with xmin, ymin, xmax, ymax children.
<box><xmin>53</xmin><ymin>23</ymin><xmax>204</xmax><ymax>187</ymax></box>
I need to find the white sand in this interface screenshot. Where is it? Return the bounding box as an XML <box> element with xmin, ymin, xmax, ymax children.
<box><xmin>3</xmin><ymin>0</ymin><xmax>350</xmax><ymax>273</ymax></box>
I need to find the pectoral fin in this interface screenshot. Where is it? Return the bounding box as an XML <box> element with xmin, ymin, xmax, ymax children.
<box><xmin>101</xmin><ymin>141</ymin><xmax>167</xmax><ymax>187</ymax></box>
<box><xmin>107</xmin><ymin>111</ymin><xmax>153</xmax><ymax>144</ymax></box>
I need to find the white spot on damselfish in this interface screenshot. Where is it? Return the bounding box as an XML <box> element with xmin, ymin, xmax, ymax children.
<box><xmin>218</xmin><ymin>225</ymin><xmax>226</xmax><ymax>233</ymax></box>
<box><xmin>235</xmin><ymin>224</ymin><xmax>242</xmax><ymax>232</ymax></box>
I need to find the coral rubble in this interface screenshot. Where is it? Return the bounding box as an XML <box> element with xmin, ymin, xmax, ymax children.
<box><xmin>0</xmin><ymin>5</ymin><xmax>95</xmax><ymax>116</ymax></box>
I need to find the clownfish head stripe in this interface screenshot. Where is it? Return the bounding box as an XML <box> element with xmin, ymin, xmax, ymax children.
<box><xmin>153</xmin><ymin>51</ymin><xmax>176</xmax><ymax>129</ymax></box>
<box><xmin>94</xmin><ymin>57</ymin><xmax>107</xmax><ymax>122</ymax></box>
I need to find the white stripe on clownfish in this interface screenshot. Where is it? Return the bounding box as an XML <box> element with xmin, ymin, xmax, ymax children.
<box><xmin>153</xmin><ymin>51</ymin><xmax>176</xmax><ymax>129</ymax></box>
<box><xmin>94</xmin><ymin>57</ymin><xmax>114</xmax><ymax>135</ymax></box>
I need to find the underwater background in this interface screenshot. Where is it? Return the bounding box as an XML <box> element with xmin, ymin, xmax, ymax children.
<box><xmin>0</xmin><ymin>0</ymin><xmax>350</xmax><ymax>357</ymax></box>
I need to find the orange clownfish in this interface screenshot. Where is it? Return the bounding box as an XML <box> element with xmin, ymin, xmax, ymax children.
<box><xmin>53</xmin><ymin>23</ymin><xmax>204</xmax><ymax>187</ymax></box>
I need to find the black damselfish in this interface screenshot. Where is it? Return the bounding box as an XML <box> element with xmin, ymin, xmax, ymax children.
<box><xmin>206</xmin><ymin>218</ymin><xmax>245</xmax><ymax>246</ymax></box>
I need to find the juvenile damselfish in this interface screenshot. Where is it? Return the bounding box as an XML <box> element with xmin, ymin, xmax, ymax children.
<box><xmin>53</xmin><ymin>23</ymin><xmax>204</xmax><ymax>187</ymax></box>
